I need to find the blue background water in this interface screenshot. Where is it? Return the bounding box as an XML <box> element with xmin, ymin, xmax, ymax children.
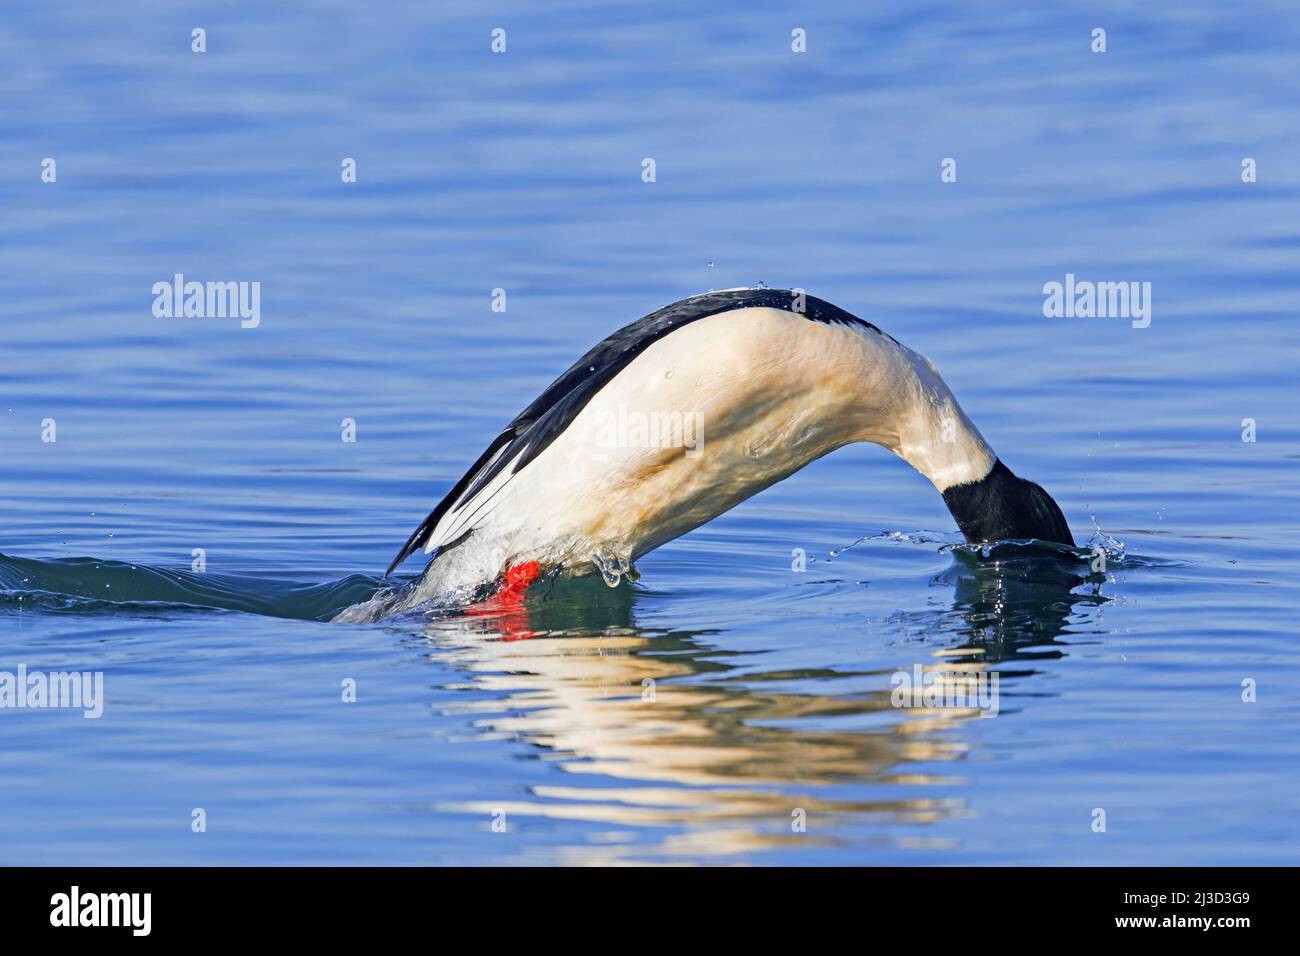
<box><xmin>1</xmin><ymin>1</ymin><xmax>1298</xmax><ymax>864</ymax></box>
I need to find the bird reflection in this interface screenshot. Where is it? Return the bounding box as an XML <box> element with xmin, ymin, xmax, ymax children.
<box><xmin>420</xmin><ymin>546</ymin><xmax>1101</xmax><ymax>862</ymax></box>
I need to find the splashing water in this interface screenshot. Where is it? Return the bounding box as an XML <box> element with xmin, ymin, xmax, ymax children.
<box><xmin>591</xmin><ymin>546</ymin><xmax>638</xmax><ymax>587</ymax></box>
<box><xmin>1086</xmin><ymin>513</ymin><xmax>1128</xmax><ymax>565</ymax></box>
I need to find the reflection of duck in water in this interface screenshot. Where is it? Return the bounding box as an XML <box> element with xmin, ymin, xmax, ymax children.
<box><xmin>364</xmin><ymin>290</ymin><xmax>1072</xmax><ymax>617</ymax></box>
<box><xmin>934</xmin><ymin>544</ymin><xmax>1103</xmax><ymax>665</ymax></box>
<box><xmin>422</xmin><ymin>551</ymin><xmax>1099</xmax><ymax>861</ymax></box>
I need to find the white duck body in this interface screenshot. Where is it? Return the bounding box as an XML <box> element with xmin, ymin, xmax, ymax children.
<box><xmin>384</xmin><ymin>292</ymin><xmax>999</xmax><ymax>611</ymax></box>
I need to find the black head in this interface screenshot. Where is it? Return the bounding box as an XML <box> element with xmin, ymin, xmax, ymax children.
<box><xmin>941</xmin><ymin>459</ymin><xmax>1074</xmax><ymax>548</ymax></box>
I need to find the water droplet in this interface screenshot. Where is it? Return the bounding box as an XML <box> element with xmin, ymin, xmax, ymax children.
<box><xmin>594</xmin><ymin>555</ymin><xmax>621</xmax><ymax>587</ymax></box>
<box><xmin>707</xmin><ymin>260</ymin><xmax>715</xmax><ymax>269</ymax></box>
<box><xmin>591</xmin><ymin>547</ymin><xmax>633</xmax><ymax>589</ymax></box>
<box><xmin>664</xmin><ymin>370</ymin><xmax>673</xmax><ymax>379</ymax></box>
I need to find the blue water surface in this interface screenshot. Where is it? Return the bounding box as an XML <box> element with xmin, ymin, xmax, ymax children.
<box><xmin>1</xmin><ymin>1</ymin><xmax>1298</xmax><ymax>864</ymax></box>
